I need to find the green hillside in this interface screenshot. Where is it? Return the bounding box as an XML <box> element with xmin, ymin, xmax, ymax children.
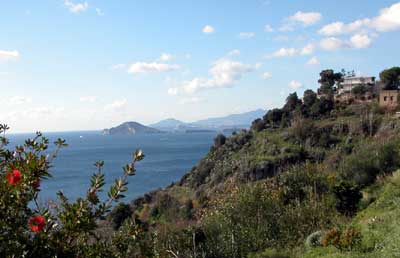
<box><xmin>108</xmin><ymin>97</ymin><xmax>400</xmax><ymax>257</ymax></box>
<box><xmin>305</xmin><ymin>171</ymin><xmax>400</xmax><ymax>258</ymax></box>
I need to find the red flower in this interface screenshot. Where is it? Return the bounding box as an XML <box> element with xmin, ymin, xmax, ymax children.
<box><xmin>6</xmin><ymin>169</ymin><xmax>22</xmax><ymax>185</ymax></box>
<box><xmin>28</xmin><ymin>215</ymin><xmax>46</xmax><ymax>232</ymax></box>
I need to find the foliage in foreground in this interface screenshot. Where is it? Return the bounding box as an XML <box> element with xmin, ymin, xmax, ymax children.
<box><xmin>0</xmin><ymin>124</ymin><xmax>146</xmax><ymax>257</ymax></box>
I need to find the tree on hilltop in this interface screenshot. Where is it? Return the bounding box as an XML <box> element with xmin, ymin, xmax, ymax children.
<box><xmin>380</xmin><ymin>67</ymin><xmax>400</xmax><ymax>90</ymax></box>
<box><xmin>318</xmin><ymin>69</ymin><xmax>343</xmax><ymax>95</ymax></box>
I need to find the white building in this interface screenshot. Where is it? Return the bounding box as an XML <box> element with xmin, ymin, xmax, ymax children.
<box><xmin>338</xmin><ymin>76</ymin><xmax>376</xmax><ymax>95</ymax></box>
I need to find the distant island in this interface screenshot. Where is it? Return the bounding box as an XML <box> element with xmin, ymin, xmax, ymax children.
<box><xmin>102</xmin><ymin>122</ymin><xmax>162</xmax><ymax>135</ymax></box>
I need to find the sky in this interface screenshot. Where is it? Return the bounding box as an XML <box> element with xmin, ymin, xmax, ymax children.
<box><xmin>1</xmin><ymin>0</ymin><xmax>400</xmax><ymax>133</ymax></box>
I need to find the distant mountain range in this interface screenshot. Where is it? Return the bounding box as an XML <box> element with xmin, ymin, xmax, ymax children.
<box><xmin>103</xmin><ymin>109</ymin><xmax>266</xmax><ymax>135</ymax></box>
<box><xmin>150</xmin><ymin>109</ymin><xmax>266</xmax><ymax>132</ymax></box>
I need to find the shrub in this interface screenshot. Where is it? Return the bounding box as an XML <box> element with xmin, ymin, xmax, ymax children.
<box><xmin>339</xmin><ymin>140</ymin><xmax>400</xmax><ymax>187</ymax></box>
<box><xmin>251</xmin><ymin>118</ymin><xmax>266</xmax><ymax>132</ymax></box>
<box><xmin>305</xmin><ymin>230</ymin><xmax>324</xmax><ymax>249</ymax></box>
<box><xmin>214</xmin><ymin>134</ymin><xmax>227</xmax><ymax>148</ymax></box>
<box><xmin>322</xmin><ymin>228</ymin><xmax>341</xmax><ymax>249</ymax></box>
<box><xmin>289</xmin><ymin>117</ymin><xmax>316</xmax><ymax>143</ymax></box>
<box><xmin>332</xmin><ymin>181</ymin><xmax>362</xmax><ymax>216</ymax></box>
<box><xmin>322</xmin><ymin>227</ymin><xmax>362</xmax><ymax>251</ymax></box>
<box><xmin>264</xmin><ymin>108</ymin><xmax>284</xmax><ymax>126</ymax></box>
<box><xmin>339</xmin><ymin>228</ymin><xmax>362</xmax><ymax>251</ymax></box>
<box><xmin>108</xmin><ymin>203</ymin><xmax>133</xmax><ymax>230</ymax></box>
<box><xmin>0</xmin><ymin>125</ymin><xmax>146</xmax><ymax>257</ymax></box>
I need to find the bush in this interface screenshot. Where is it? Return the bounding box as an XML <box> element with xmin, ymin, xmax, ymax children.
<box><xmin>339</xmin><ymin>140</ymin><xmax>400</xmax><ymax>187</ymax></box>
<box><xmin>251</xmin><ymin>118</ymin><xmax>266</xmax><ymax>132</ymax></box>
<box><xmin>332</xmin><ymin>181</ymin><xmax>362</xmax><ymax>216</ymax></box>
<box><xmin>305</xmin><ymin>231</ymin><xmax>325</xmax><ymax>249</ymax></box>
<box><xmin>0</xmin><ymin>125</ymin><xmax>146</xmax><ymax>257</ymax></box>
<box><xmin>322</xmin><ymin>227</ymin><xmax>362</xmax><ymax>251</ymax></box>
<box><xmin>108</xmin><ymin>203</ymin><xmax>133</xmax><ymax>230</ymax></box>
<box><xmin>214</xmin><ymin>134</ymin><xmax>227</xmax><ymax>148</ymax></box>
<box><xmin>322</xmin><ymin>228</ymin><xmax>341</xmax><ymax>249</ymax></box>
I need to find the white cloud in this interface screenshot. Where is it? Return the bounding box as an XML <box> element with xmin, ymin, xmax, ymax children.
<box><xmin>64</xmin><ymin>0</ymin><xmax>89</xmax><ymax>13</ymax></box>
<box><xmin>160</xmin><ymin>53</ymin><xmax>174</xmax><ymax>61</ymax></box>
<box><xmin>178</xmin><ymin>97</ymin><xmax>203</xmax><ymax>105</ymax></box>
<box><xmin>268</xmin><ymin>47</ymin><xmax>297</xmax><ymax>58</ymax></box>
<box><xmin>320</xmin><ymin>22</ymin><xmax>348</xmax><ymax>36</ymax></box>
<box><xmin>95</xmin><ymin>8</ymin><xmax>104</xmax><ymax>16</ymax></box>
<box><xmin>289</xmin><ymin>80</ymin><xmax>303</xmax><ymax>90</ymax></box>
<box><xmin>279</xmin><ymin>24</ymin><xmax>295</xmax><ymax>32</ymax></box>
<box><xmin>181</xmin><ymin>59</ymin><xmax>258</xmax><ymax>94</ymax></box>
<box><xmin>8</xmin><ymin>96</ymin><xmax>32</xmax><ymax>105</ymax></box>
<box><xmin>280</xmin><ymin>11</ymin><xmax>322</xmax><ymax>31</ymax></box>
<box><xmin>238</xmin><ymin>32</ymin><xmax>256</xmax><ymax>39</ymax></box>
<box><xmin>128</xmin><ymin>62</ymin><xmax>180</xmax><ymax>74</ymax></box>
<box><xmin>202</xmin><ymin>25</ymin><xmax>215</xmax><ymax>34</ymax></box>
<box><xmin>319</xmin><ymin>19</ymin><xmax>370</xmax><ymax>36</ymax></box>
<box><xmin>264</xmin><ymin>24</ymin><xmax>274</xmax><ymax>32</ymax></box>
<box><xmin>168</xmin><ymin>87</ymin><xmax>179</xmax><ymax>96</ymax></box>
<box><xmin>319</xmin><ymin>2</ymin><xmax>400</xmax><ymax>35</ymax></box>
<box><xmin>228</xmin><ymin>49</ymin><xmax>241</xmax><ymax>56</ymax></box>
<box><xmin>104</xmin><ymin>99</ymin><xmax>127</xmax><ymax>112</ymax></box>
<box><xmin>320</xmin><ymin>34</ymin><xmax>373</xmax><ymax>50</ymax></box>
<box><xmin>288</xmin><ymin>11</ymin><xmax>322</xmax><ymax>26</ymax></box>
<box><xmin>266</xmin><ymin>43</ymin><xmax>314</xmax><ymax>58</ymax></box>
<box><xmin>350</xmin><ymin>34</ymin><xmax>372</xmax><ymax>49</ymax></box>
<box><xmin>79</xmin><ymin>96</ymin><xmax>97</xmax><ymax>103</ymax></box>
<box><xmin>319</xmin><ymin>37</ymin><xmax>347</xmax><ymax>51</ymax></box>
<box><xmin>306</xmin><ymin>57</ymin><xmax>320</xmax><ymax>65</ymax></box>
<box><xmin>371</xmin><ymin>2</ymin><xmax>400</xmax><ymax>32</ymax></box>
<box><xmin>0</xmin><ymin>50</ymin><xmax>19</xmax><ymax>61</ymax></box>
<box><xmin>261</xmin><ymin>72</ymin><xmax>272</xmax><ymax>80</ymax></box>
<box><xmin>300</xmin><ymin>43</ymin><xmax>315</xmax><ymax>55</ymax></box>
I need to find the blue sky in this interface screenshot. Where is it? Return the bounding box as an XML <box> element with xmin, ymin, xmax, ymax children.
<box><xmin>1</xmin><ymin>0</ymin><xmax>400</xmax><ymax>133</ymax></box>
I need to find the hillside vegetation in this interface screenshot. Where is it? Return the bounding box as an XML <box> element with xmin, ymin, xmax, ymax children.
<box><xmin>305</xmin><ymin>171</ymin><xmax>400</xmax><ymax>258</ymax></box>
<box><xmin>102</xmin><ymin>68</ymin><xmax>400</xmax><ymax>258</ymax></box>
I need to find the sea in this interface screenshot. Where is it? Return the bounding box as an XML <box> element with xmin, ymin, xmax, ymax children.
<box><xmin>7</xmin><ymin>131</ymin><xmax>216</xmax><ymax>204</ymax></box>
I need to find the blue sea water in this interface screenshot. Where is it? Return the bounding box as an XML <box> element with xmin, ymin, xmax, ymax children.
<box><xmin>7</xmin><ymin>131</ymin><xmax>216</xmax><ymax>203</ymax></box>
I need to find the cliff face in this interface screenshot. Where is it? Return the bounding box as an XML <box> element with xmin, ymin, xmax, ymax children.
<box><xmin>102</xmin><ymin>122</ymin><xmax>162</xmax><ymax>135</ymax></box>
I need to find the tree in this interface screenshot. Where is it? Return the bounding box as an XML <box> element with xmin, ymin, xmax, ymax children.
<box><xmin>379</xmin><ymin>67</ymin><xmax>400</xmax><ymax>90</ymax></box>
<box><xmin>213</xmin><ymin>134</ymin><xmax>226</xmax><ymax>148</ymax></box>
<box><xmin>318</xmin><ymin>69</ymin><xmax>343</xmax><ymax>95</ymax></box>
<box><xmin>283</xmin><ymin>92</ymin><xmax>302</xmax><ymax>112</ymax></box>
<box><xmin>251</xmin><ymin>118</ymin><xmax>266</xmax><ymax>132</ymax></box>
<box><xmin>318</xmin><ymin>96</ymin><xmax>334</xmax><ymax>114</ymax></box>
<box><xmin>264</xmin><ymin>108</ymin><xmax>283</xmax><ymax>126</ymax></box>
<box><xmin>303</xmin><ymin>90</ymin><xmax>318</xmax><ymax>107</ymax></box>
<box><xmin>309</xmin><ymin>97</ymin><xmax>334</xmax><ymax>117</ymax></box>
<box><xmin>351</xmin><ymin>85</ymin><xmax>368</xmax><ymax>96</ymax></box>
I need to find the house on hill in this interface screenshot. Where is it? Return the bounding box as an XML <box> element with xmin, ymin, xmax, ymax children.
<box><xmin>379</xmin><ymin>90</ymin><xmax>400</xmax><ymax>108</ymax></box>
<box><xmin>316</xmin><ymin>69</ymin><xmax>400</xmax><ymax>109</ymax></box>
<box><xmin>334</xmin><ymin>75</ymin><xmax>376</xmax><ymax>103</ymax></box>
<box><xmin>338</xmin><ymin>76</ymin><xmax>375</xmax><ymax>95</ymax></box>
